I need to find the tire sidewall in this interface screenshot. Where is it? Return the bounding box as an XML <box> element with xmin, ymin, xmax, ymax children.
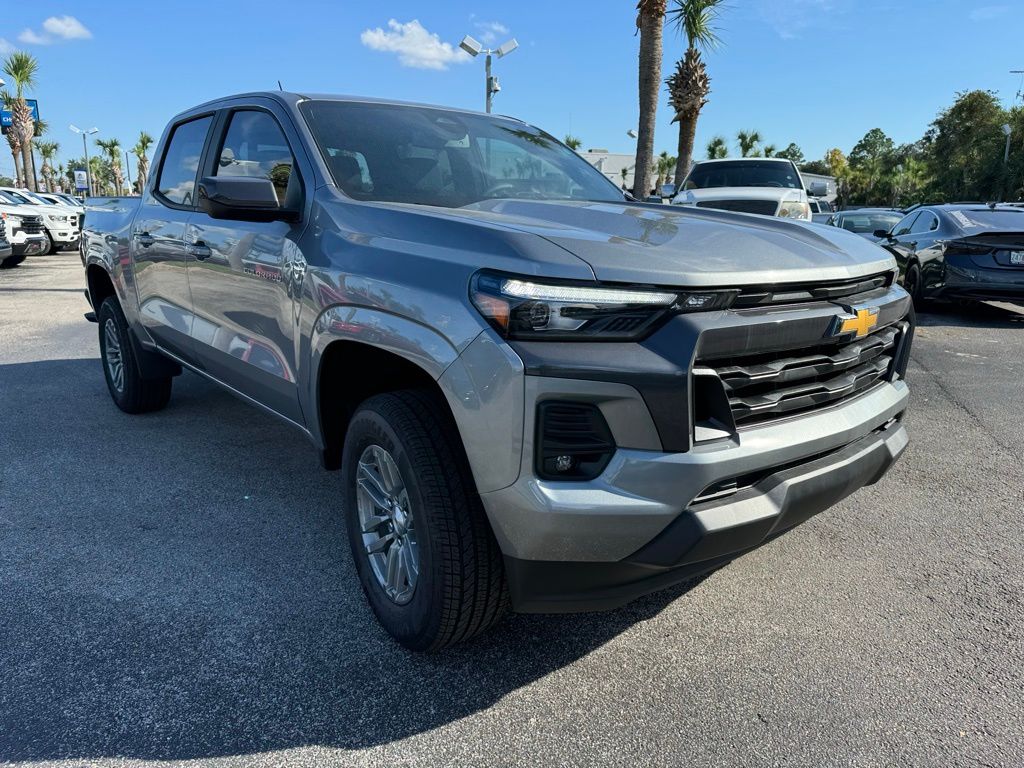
<box><xmin>342</xmin><ymin>402</ymin><xmax>442</xmax><ymax>648</ymax></box>
<box><xmin>905</xmin><ymin>263</ymin><xmax>923</xmax><ymax>304</ymax></box>
<box><xmin>98</xmin><ymin>298</ymin><xmax>135</xmax><ymax>409</ymax></box>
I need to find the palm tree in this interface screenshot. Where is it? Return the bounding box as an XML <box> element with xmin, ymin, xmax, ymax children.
<box><xmin>132</xmin><ymin>131</ymin><xmax>154</xmax><ymax>192</ymax></box>
<box><xmin>34</xmin><ymin>140</ymin><xmax>59</xmax><ymax>192</ymax></box>
<box><xmin>655</xmin><ymin>150</ymin><xmax>677</xmax><ymax>187</ymax></box>
<box><xmin>3</xmin><ymin>51</ymin><xmax>40</xmax><ymax>191</ymax></box>
<box><xmin>56</xmin><ymin>162</ymin><xmax>67</xmax><ymax>193</ymax></box>
<box><xmin>563</xmin><ymin>134</ymin><xmax>583</xmax><ymax>151</ymax></box>
<box><xmin>1</xmin><ymin>91</ymin><xmax>23</xmax><ymax>186</ymax></box>
<box><xmin>666</xmin><ymin>0</ymin><xmax>724</xmax><ymax>187</ymax></box>
<box><xmin>634</xmin><ymin>0</ymin><xmax>667</xmax><ymax>196</ymax></box>
<box><xmin>761</xmin><ymin>143</ymin><xmax>777</xmax><ymax>159</ymax></box>
<box><xmin>706</xmin><ymin>135</ymin><xmax>728</xmax><ymax>159</ymax></box>
<box><xmin>736</xmin><ymin>129</ymin><xmax>762</xmax><ymax>158</ymax></box>
<box><xmin>620</xmin><ymin>166</ymin><xmax>630</xmax><ymax>189</ymax></box>
<box><xmin>96</xmin><ymin>137</ymin><xmax>125</xmax><ymax>195</ymax></box>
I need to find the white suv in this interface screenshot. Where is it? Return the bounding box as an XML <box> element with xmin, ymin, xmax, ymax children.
<box><xmin>0</xmin><ymin>187</ymin><xmax>81</xmax><ymax>254</ymax></box>
<box><xmin>670</xmin><ymin>157</ymin><xmax>824</xmax><ymax>222</ymax></box>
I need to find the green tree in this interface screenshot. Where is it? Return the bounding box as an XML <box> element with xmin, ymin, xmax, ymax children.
<box><xmin>775</xmin><ymin>143</ymin><xmax>804</xmax><ymax>164</ymax></box>
<box><xmin>801</xmin><ymin>160</ymin><xmax>831</xmax><ymax>175</ymax></box>
<box><xmin>563</xmin><ymin>134</ymin><xmax>583</xmax><ymax>151</ymax></box>
<box><xmin>132</xmin><ymin>131</ymin><xmax>155</xmax><ymax>192</ymax></box>
<box><xmin>34</xmin><ymin>139</ymin><xmax>59</xmax><ymax>192</ymax></box>
<box><xmin>634</xmin><ymin>0</ymin><xmax>668</xmax><ymax>196</ymax></box>
<box><xmin>655</xmin><ymin>149</ymin><xmax>677</xmax><ymax>187</ymax></box>
<box><xmin>924</xmin><ymin>90</ymin><xmax>1006</xmax><ymax>202</ymax></box>
<box><xmin>736</xmin><ymin>129</ymin><xmax>761</xmax><ymax>157</ymax></box>
<box><xmin>706</xmin><ymin>135</ymin><xmax>728</xmax><ymax>159</ymax></box>
<box><xmin>666</xmin><ymin>0</ymin><xmax>725</xmax><ymax>186</ymax></box>
<box><xmin>2</xmin><ymin>51</ymin><xmax>40</xmax><ymax>191</ymax></box>
<box><xmin>96</xmin><ymin>137</ymin><xmax>125</xmax><ymax>196</ymax></box>
<box><xmin>848</xmin><ymin>128</ymin><xmax>896</xmax><ymax>204</ymax></box>
<box><xmin>0</xmin><ymin>91</ymin><xmax>23</xmax><ymax>186</ymax></box>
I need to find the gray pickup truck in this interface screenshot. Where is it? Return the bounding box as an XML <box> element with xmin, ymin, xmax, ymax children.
<box><xmin>81</xmin><ymin>92</ymin><xmax>913</xmax><ymax>650</ymax></box>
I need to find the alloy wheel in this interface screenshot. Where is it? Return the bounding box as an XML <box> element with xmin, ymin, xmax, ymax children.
<box><xmin>355</xmin><ymin>444</ymin><xmax>420</xmax><ymax>605</ymax></box>
<box><xmin>103</xmin><ymin>318</ymin><xmax>125</xmax><ymax>393</ymax></box>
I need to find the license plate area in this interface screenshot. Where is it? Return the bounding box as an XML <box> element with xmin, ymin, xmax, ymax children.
<box><xmin>1010</xmin><ymin>251</ymin><xmax>1024</xmax><ymax>266</ymax></box>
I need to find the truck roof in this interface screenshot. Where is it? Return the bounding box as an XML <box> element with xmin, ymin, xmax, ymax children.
<box><xmin>693</xmin><ymin>157</ymin><xmax>794</xmax><ymax>165</ymax></box>
<box><xmin>183</xmin><ymin>90</ymin><xmax>519</xmax><ymax>123</ymax></box>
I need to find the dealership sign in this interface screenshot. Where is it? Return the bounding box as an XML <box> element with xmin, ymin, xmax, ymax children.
<box><xmin>0</xmin><ymin>99</ymin><xmax>40</xmax><ymax>133</ymax></box>
<box><xmin>74</xmin><ymin>170</ymin><xmax>88</xmax><ymax>192</ymax></box>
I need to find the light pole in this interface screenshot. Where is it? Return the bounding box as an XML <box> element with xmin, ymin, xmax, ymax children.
<box><xmin>459</xmin><ymin>35</ymin><xmax>518</xmax><ymax>113</ymax></box>
<box><xmin>1002</xmin><ymin>123</ymin><xmax>1012</xmax><ymax>202</ymax></box>
<box><xmin>70</xmin><ymin>124</ymin><xmax>99</xmax><ymax>197</ymax></box>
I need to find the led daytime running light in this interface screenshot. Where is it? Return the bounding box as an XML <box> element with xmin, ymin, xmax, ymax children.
<box><xmin>500</xmin><ymin>278</ymin><xmax>676</xmax><ymax>306</ymax></box>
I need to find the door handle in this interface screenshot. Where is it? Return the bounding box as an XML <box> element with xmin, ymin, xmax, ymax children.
<box><xmin>186</xmin><ymin>241</ymin><xmax>212</xmax><ymax>261</ymax></box>
<box><xmin>135</xmin><ymin>232</ymin><xmax>155</xmax><ymax>247</ymax></box>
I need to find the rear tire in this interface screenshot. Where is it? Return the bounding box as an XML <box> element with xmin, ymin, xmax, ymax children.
<box><xmin>342</xmin><ymin>390</ymin><xmax>508</xmax><ymax>651</ymax></box>
<box><xmin>98</xmin><ymin>297</ymin><xmax>173</xmax><ymax>414</ymax></box>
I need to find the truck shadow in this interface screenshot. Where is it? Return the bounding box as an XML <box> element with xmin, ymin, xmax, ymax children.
<box><xmin>0</xmin><ymin>358</ymin><xmax>707</xmax><ymax>762</ymax></box>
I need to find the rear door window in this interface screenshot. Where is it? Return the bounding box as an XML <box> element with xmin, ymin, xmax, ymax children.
<box><xmin>157</xmin><ymin>116</ymin><xmax>214</xmax><ymax>207</ymax></box>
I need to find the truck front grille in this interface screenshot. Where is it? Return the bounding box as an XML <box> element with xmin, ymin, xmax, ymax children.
<box><xmin>17</xmin><ymin>216</ymin><xmax>44</xmax><ymax>235</ymax></box>
<box><xmin>700</xmin><ymin>325</ymin><xmax>901</xmax><ymax>428</ymax></box>
<box><xmin>696</xmin><ymin>199</ymin><xmax>778</xmax><ymax>216</ymax></box>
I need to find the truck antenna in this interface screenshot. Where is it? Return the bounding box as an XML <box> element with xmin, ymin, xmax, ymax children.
<box><xmin>277</xmin><ymin>80</ymin><xmax>284</xmax><ymax>91</ymax></box>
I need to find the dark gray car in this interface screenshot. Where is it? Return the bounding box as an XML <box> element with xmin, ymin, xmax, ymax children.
<box><xmin>81</xmin><ymin>92</ymin><xmax>913</xmax><ymax>650</ymax></box>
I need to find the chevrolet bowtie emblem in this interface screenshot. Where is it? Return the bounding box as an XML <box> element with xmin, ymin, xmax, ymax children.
<box><xmin>832</xmin><ymin>307</ymin><xmax>879</xmax><ymax>339</ymax></box>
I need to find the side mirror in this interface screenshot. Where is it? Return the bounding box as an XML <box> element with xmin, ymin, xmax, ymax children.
<box><xmin>197</xmin><ymin>176</ymin><xmax>298</xmax><ymax>223</ymax></box>
<box><xmin>873</xmin><ymin>229</ymin><xmax>892</xmax><ymax>239</ymax></box>
<box><xmin>659</xmin><ymin>183</ymin><xmax>676</xmax><ymax>198</ymax></box>
<box><xmin>807</xmin><ymin>181</ymin><xmax>828</xmax><ymax>196</ymax></box>
<box><xmin>645</xmin><ymin>195</ymin><xmax>664</xmax><ymax>204</ymax></box>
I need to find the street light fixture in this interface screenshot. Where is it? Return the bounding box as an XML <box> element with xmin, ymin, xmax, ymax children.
<box><xmin>459</xmin><ymin>34</ymin><xmax>519</xmax><ymax>113</ymax></box>
<box><xmin>70</xmin><ymin>124</ymin><xmax>99</xmax><ymax>198</ymax></box>
<box><xmin>626</xmin><ymin>129</ymin><xmax>638</xmax><ymax>139</ymax></box>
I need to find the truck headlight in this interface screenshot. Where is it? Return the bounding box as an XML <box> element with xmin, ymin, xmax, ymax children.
<box><xmin>49</xmin><ymin>215</ymin><xmax>69</xmax><ymax>223</ymax></box>
<box><xmin>470</xmin><ymin>272</ymin><xmax>736</xmax><ymax>340</ymax></box>
<box><xmin>778</xmin><ymin>201</ymin><xmax>811</xmax><ymax>220</ymax></box>
<box><xmin>7</xmin><ymin>215</ymin><xmax>21</xmax><ymax>227</ymax></box>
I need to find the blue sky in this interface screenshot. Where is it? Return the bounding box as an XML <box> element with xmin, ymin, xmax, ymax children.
<box><xmin>3</xmin><ymin>0</ymin><xmax>1023</xmax><ymax>181</ymax></box>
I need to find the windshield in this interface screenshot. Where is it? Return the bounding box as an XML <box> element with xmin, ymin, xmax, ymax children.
<box><xmin>836</xmin><ymin>211</ymin><xmax>903</xmax><ymax>234</ymax></box>
<box><xmin>299</xmin><ymin>100</ymin><xmax>624</xmax><ymax>208</ymax></box>
<box><xmin>2</xmin><ymin>189</ymin><xmax>36</xmax><ymax>205</ymax></box>
<box><xmin>685</xmin><ymin>161</ymin><xmax>801</xmax><ymax>190</ymax></box>
<box><xmin>0</xmin><ymin>190</ymin><xmax>23</xmax><ymax>205</ymax></box>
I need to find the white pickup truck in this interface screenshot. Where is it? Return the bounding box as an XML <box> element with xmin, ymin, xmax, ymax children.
<box><xmin>670</xmin><ymin>157</ymin><xmax>825</xmax><ymax>222</ymax></box>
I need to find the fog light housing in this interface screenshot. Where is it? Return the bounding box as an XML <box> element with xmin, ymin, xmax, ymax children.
<box><xmin>536</xmin><ymin>402</ymin><xmax>615</xmax><ymax>481</ymax></box>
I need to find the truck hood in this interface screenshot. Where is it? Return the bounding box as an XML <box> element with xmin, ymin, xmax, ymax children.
<box><xmin>443</xmin><ymin>199</ymin><xmax>895</xmax><ymax>287</ymax></box>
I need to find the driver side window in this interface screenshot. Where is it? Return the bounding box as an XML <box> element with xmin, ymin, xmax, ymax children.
<box><xmin>892</xmin><ymin>212</ymin><xmax>919</xmax><ymax>236</ymax></box>
<box><xmin>215</xmin><ymin>110</ymin><xmax>296</xmax><ymax>205</ymax></box>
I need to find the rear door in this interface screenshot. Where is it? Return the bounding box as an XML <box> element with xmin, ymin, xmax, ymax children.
<box><xmin>184</xmin><ymin>102</ymin><xmax>309</xmax><ymax>424</ymax></box>
<box><xmin>133</xmin><ymin>113</ymin><xmax>215</xmax><ymax>360</ymax></box>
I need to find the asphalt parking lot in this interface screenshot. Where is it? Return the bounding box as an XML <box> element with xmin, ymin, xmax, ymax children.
<box><xmin>1</xmin><ymin>253</ymin><xmax>1023</xmax><ymax>767</ymax></box>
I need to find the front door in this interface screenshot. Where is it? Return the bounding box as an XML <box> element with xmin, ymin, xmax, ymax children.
<box><xmin>133</xmin><ymin>114</ymin><xmax>214</xmax><ymax>361</ymax></box>
<box><xmin>185</xmin><ymin>106</ymin><xmax>306</xmax><ymax>424</ymax></box>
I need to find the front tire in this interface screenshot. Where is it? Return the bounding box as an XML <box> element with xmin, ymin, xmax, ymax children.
<box><xmin>342</xmin><ymin>390</ymin><xmax>508</xmax><ymax>651</ymax></box>
<box><xmin>98</xmin><ymin>297</ymin><xmax>173</xmax><ymax>413</ymax></box>
<box><xmin>40</xmin><ymin>231</ymin><xmax>55</xmax><ymax>255</ymax></box>
<box><xmin>903</xmin><ymin>262</ymin><xmax>927</xmax><ymax>308</ymax></box>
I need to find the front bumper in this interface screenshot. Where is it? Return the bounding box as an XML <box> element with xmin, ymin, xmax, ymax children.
<box><xmin>505</xmin><ymin>415</ymin><xmax>907</xmax><ymax>612</ymax></box>
<box><xmin>12</xmin><ymin>237</ymin><xmax>45</xmax><ymax>256</ymax></box>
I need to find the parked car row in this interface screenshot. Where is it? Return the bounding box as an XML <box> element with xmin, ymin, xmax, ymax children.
<box><xmin>0</xmin><ymin>188</ymin><xmax>84</xmax><ymax>269</ymax></box>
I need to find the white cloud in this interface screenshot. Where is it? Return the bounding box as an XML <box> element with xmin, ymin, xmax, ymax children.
<box><xmin>43</xmin><ymin>15</ymin><xmax>92</xmax><ymax>40</ymax></box>
<box><xmin>475</xmin><ymin>20</ymin><xmax>509</xmax><ymax>44</ymax></box>
<box><xmin>17</xmin><ymin>28</ymin><xmax>50</xmax><ymax>45</ymax></box>
<box><xmin>360</xmin><ymin>19</ymin><xmax>471</xmax><ymax>70</ymax></box>
<box><xmin>969</xmin><ymin>5</ymin><xmax>1009</xmax><ymax>21</ymax></box>
<box><xmin>0</xmin><ymin>38</ymin><xmax>14</xmax><ymax>55</ymax></box>
<box><xmin>17</xmin><ymin>15</ymin><xmax>92</xmax><ymax>45</ymax></box>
